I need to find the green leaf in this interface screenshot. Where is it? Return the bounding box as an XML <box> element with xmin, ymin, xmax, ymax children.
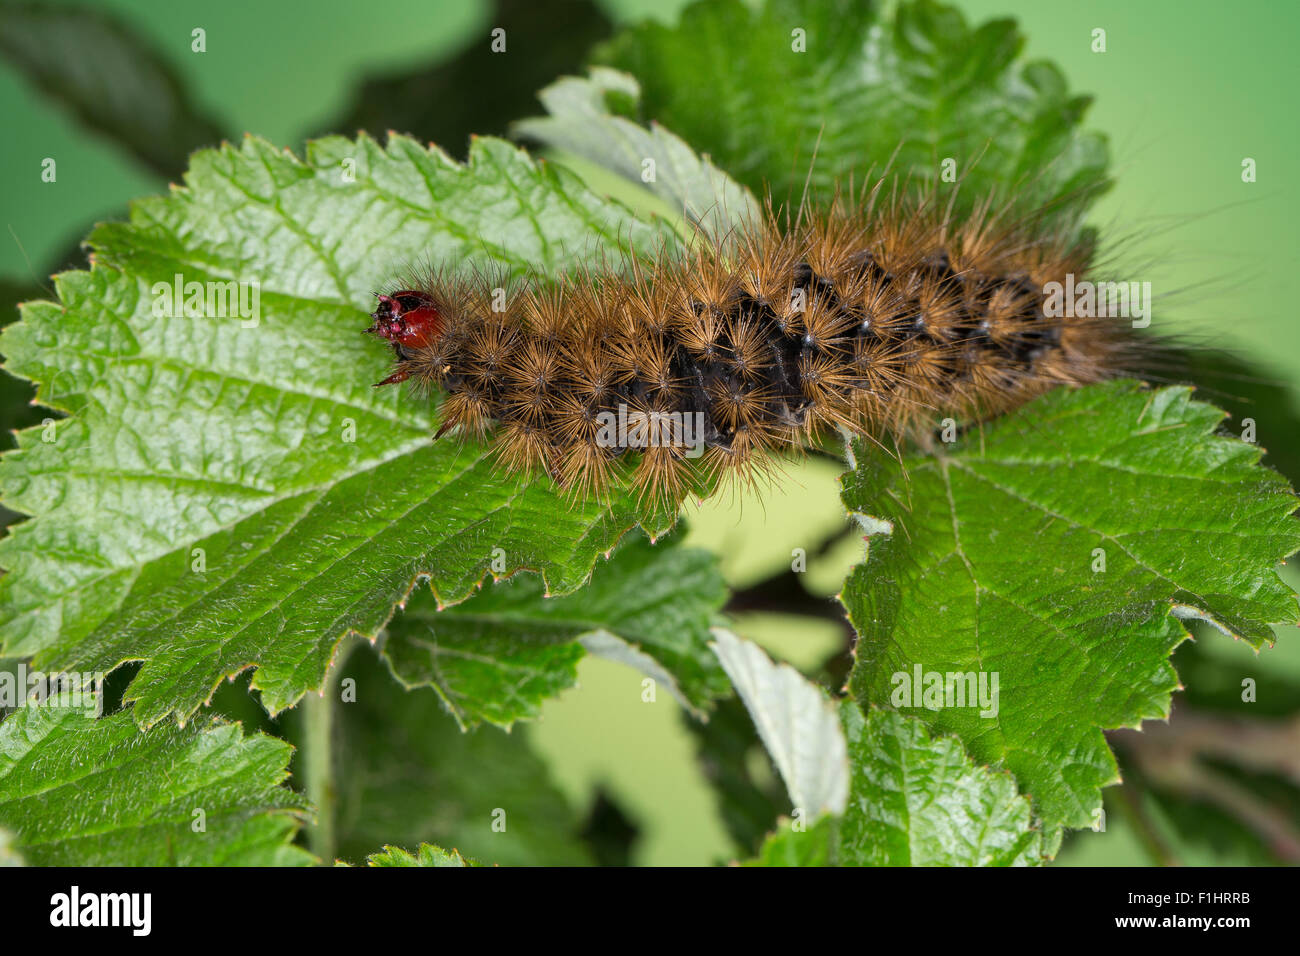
<box><xmin>0</xmin><ymin>280</ymin><xmax>47</xmax><ymax>535</ymax></box>
<box><xmin>839</xmin><ymin>704</ymin><xmax>1043</xmax><ymax>865</ymax></box>
<box><xmin>0</xmin><ymin>693</ymin><xmax>310</xmax><ymax>865</ymax></box>
<box><xmin>514</xmin><ymin>67</ymin><xmax>762</xmax><ymax>243</ymax></box>
<box><xmin>332</xmin><ymin>646</ymin><xmax>593</xmax><ymax>866</ymax></box>
<box><xmin>595</xmin><ymin>0</ymin><xmax>1108</xmax><ymax>223</ymax></box>
<box><xmin>718</xmin><ymin>631</ymin><xmax>1041</xmax><ymax>867</ymax></box>
<box><xmin>741</xmin><ymin>703</ymin><xmax>1043</xmax><ymax>866</ymax></box>
<box><xmin>745</xmin><ymin>814</ymin><xmax>834</xmax><ymax>866</ymax></box>
<box><xmin>0</xmin><ymin>3</ymin><xmax>225</xmax><ymax>178</ymax></box>
<box><xmin>0</xmin><ymin>133</ymin><xmax>684</xmax><ymax>728</ymax></box>
<box><xmin>840</xmin><ymin>380</ymin><xmax>1300</xmax><ymax>830</ymax></box>
<box><xmin>710</xmin><ymin>628</ymin><xmax>848</xmax><ymax>817</ymax></box>
<box><xmin>366</xmin><ymin>843</ymin><xmax>480</xmax><ymax>867</ymax></box>
<box><xmin>384</xmin><ymin>533</ymin><xmax>730</xmax><ymax>728</ymax></box>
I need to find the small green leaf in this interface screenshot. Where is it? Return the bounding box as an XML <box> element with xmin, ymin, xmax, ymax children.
<box><xmin>0</xmin><ymin>693</ymin><xmax>311</xmax><ymax>866</ymax></box>
<box><xmin>839</xmin><ymin>704</ymin><xmax>1043</xmax><ymax>866</ymax></box>
<box><xmin>596</xmin><ymin>0</ymin><xmax>1108</xmax><ymax>223</ymax></box>
<box><xmin>841</xmin><ymin>380</ymin><xmax>1300</xmax><ymax>830</ymax></box>
<box><xmin>384</xmin><ymin>534</ymin><xmax>730</xmax><ymax>727</ymax></box>
<box><xmin>0</xmin><ymin>133</ymin><xmax>684</xmax><ymax>728</ymax></box>
<box><xmin>745</xmin><ymin>814</ymin><xmax>834</xmax><ymax>866</ymax></box>
<box><xmin>366</xmin><ymin>843</ymin><xmax>480</xmax><ymax>867</ymax></box>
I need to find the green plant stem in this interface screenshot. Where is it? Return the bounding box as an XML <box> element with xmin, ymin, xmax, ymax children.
<box><xmin>302</xmin><ymin>637</ymin><xmax>359</xmax><ymax>863</ymax></box>
<box><xmin>301</xmin><ymin>692</ymin><xmax>335</xmax><ymax>862</ymax></box>
<box><xmin>1112</xmin><ymin>783</ymin><xmax>1180</xmax><ymax>867</ymax></box>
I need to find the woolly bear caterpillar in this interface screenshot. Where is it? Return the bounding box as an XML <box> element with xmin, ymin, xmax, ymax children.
<box><xmin>364</xmin><ymin>187</ymin><xmax>1131</xmax><ymax>507</ymax></box>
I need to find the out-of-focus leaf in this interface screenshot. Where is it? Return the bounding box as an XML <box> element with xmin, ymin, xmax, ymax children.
<box><xmin>1111</xmin><ymin>706</ymin><xmax>1300</xmax><ymax>865</ymax></box>
<box><xmin>684</xmin><ymin>694</ymin><xmax>785</xmax><ymax>857</ymax></box>
<box><xmin>0</xmin><ymin>826</ymin><xmax>21</xmax><ymax>866</ymax></box>
<box><xmin>331</xmin><ymin>647</ymin><xmax>592</xmax><ymax>866</ymax></box>
<box><xmin>1143</xmin><ymin>772</ymin><xmax>1300</xmax><ymax>867</ymax></box>
<box><xmin>577</xmin><ymin>787</ymin><xmax>640</xmax><ymax>868</ymax></box>
<box><xmin>325</xmin><ymin>0</ymin><xmax>611</xmax><ymax>158</ymax></box>
<box><xmin>1172</xmin><ymin>635</ymin><xmax>1300</xmax><ymax>719</ymax></box>
<box><xmin>0</xmin><ymin>3</ymin><xmax>225</xmax><ymax>177</ymax></box>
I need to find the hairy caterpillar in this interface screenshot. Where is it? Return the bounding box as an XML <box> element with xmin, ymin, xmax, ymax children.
<box><xmin>365</xmin><ymin>189</ymin><xmax>1129</xmax><ymax>506</ymax></box>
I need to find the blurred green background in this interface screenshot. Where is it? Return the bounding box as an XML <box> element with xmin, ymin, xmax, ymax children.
<box><xmin>2</xmin><ymin>0</ymin><xmax>1297</xmax><ymax>865</ymax></box>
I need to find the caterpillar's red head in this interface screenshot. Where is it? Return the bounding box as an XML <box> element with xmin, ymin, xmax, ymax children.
<box><xmin>367</xmin><ymin>290</ymin><xmax>445</xmax><ymax>387</ymax></box>
<box><xmin>367</xmin><ymin>290</ymin><xmax>445</xmax><ymax>350</ymax></box>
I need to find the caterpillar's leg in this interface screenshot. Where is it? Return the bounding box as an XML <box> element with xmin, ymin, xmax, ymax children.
<box><xmin>373</xmin><ymin>367</ymin><xmax>411</xmax><ymax>388</ymax></box>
